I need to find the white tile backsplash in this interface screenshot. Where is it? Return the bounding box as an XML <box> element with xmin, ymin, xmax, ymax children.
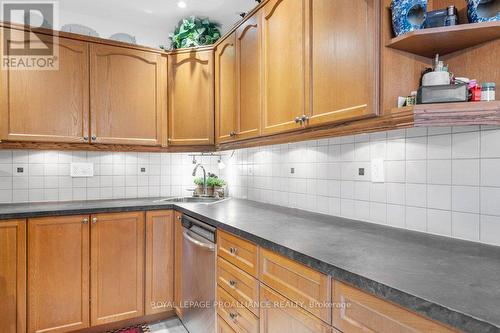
<box><xmin>224</xmin><ymin>127</ymin><xmax>500</xmax><ymax>247</ymax></box>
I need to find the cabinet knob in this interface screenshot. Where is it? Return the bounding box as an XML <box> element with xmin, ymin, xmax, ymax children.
<box><xmin>301</xmin><ymin>115</ymin><xmax>309</xmax><ymax>122</ymax></box>
<box><xmin>177</xmin><ymin>215</ymin><xmax>182</xmax><ymax>221</ymax></box>
<box><xmin>91</xmin><ymin>135</ymin><xmax>97</xmax><ymax>141</ymax></box>
<box><xmin>92</xmin><ymin>217</ymin><xmax>98</xmax><ymax>224</ymax></box>
<box><xmin>294</xmin><ymin>117</ymin><xmax>302</xmax><ymax>124</ymax></box>
<box><xmin>229</xmin><ymin>247</ymin><xmax>238</xmax><ymax>255</ymax></box>
<box><xmin>229</xmin><ymin>312</ymin><xmax>239</xmax><ymax>321</ymax></box>
<box><xmin>83</xmin><ymin>136</ymin><xmax>89</xmax><ymax>141</ymax></box>
<box><xmin>82</xmin><ymin>218</ymin><xmax>89</xmax><ymax>225</ymax></box>
<box><xmin>230</xmin><ymin>131</ymin><xmax>237</xmax><ymax>137</ymax></box>
<box><xmin>229</xmin><ymin>280</ymin><xmax>237</xmax><ymax>288</ymax></box>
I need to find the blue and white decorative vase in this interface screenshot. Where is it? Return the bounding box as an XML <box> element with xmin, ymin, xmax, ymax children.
<box><xmin>466</xmin><ymin>0</ymin><xmax>500</xmax><ymax>23</ymax></box>
<box><xmin>391</xmin><ymin>0</ymin><xmax>428</xmax><ymax>37</ymax></box>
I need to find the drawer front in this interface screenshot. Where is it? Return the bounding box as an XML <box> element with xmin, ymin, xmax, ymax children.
<box><xmin>259</xmin><ymin>248</ymin><xmax>331</xmax><ymax>324</ymax></box>
<box><xmin>260</xmin><ymin>284</ymin><xmax>332</xmax><ymax>333</ymax></box>
<box><xmin>332</xmin><ymin>281</ymin><xmax>459</xmax><ymax>333</ymax></box>
<box><xmin>217</xmin><ymin>286</ymin><xmax>259</xmax><ymax>333</ymax></box>
<box><xmin>218</xmin><ymin>230</ymin><xmax>258</xmax><ymax>277</ymax></box>
<box><xmin>218</xmin><ymin>315</ymin><xmax>237</xmax><ymax>333</ymax></box>
<box><xmin>218</xmin><ymin>257</ymin><xmax>259</xmax><ymax>316</ymax></box>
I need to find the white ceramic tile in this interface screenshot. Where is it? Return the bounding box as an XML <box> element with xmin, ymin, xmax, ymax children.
<box><xmin>480</xmin><ymin>215</ymin><xmax>500</xmax><ymax>246</ymax></box>
<box><xmin>452</xmin><ymin>126</ymin><xmax>479</xmax><ymax>133</ymax></box>
<box><xmin>370</xmin><ymin>183</ymin><xmax>386</xmax><ymax>203</ymax></box>
<box><xmin>0</xmin><ymin>177</ymin><xmax>12</xmax><ymax>190</ymax></box>
<box><xmin>341</xmin><ymin>199</ymin><xmax>355</xmax><ymax>218</ymax></box>
<box><xmin>341</xmin><ymin>144</ymin><xmax>355</xmax><ymax>161</ymax></box>
<box><xmin>370</xmin><ymin>202</ymin><xmax>386</xmax><ymax>224</ymax></box>
<box><xmin>406</xmin><ymin>137</ymin><xmax>427</xmax><ymax>160</ymax></box>
<box><xmin>385</xmin><ymin>161</ymin><xmax>405</xmax><ymax>183</ymax></box>
<box><xmin>0</xmin><ymin>190</ymin><xmax>12</xmax><ymax>203</ymax></box>
<box><xmin>341</xmin><ymin>181</ymin><xmax>354</xmax><ymax>199</ymax></box>
<box><xmin>387</xmin><ymin>183</ymin><xmax>405</xmax><ymax>205</ymax></box>
<box><xmin>354</xmin><ymin>200</ymin><xmax>370</xmax><ymax>220</ymax></box>
<box><xmin>406</xmin><ymin>161</ymin><xmax>427</xmax><ymax>184</ymax></box>
<box><xmin>387</xmin><ymin>129</ymin><xmax>406</xmax><ymax>139</ymax></box>
<box><xmin>428</xmin><ymin>127</ymin><xmax>451</xmax><ymax>135</ymax></box>
<box><xmin>481</xmin><ymin>187</ymin><xmax>500</xmax><ymax>216</ymax></box>
<box><xmin>0</xmin><ymin>151</ymin><xmax>13</xmax><ymax>164</ymax></box>
<box><xmin>406</xmin><ymin>127</ymin><xmax>428</xmax><ymax>138</ymax></box>
<box><xmin>387</xmin><ymin>204</ymin><xmax>405</xmax><ymax>228</ymax></box>
<box><xmin>406</xmin><ymin>206</ymin><xmax>427</xmax><ymax>231</ymax></box>
<box><xmin>12</xmin><ymin>150</ymin><xmax>29</xmax><ymax>163</ymax></box>
<box><xmin>427</xmin><ymin>134</ymin><xmax>452</xmax><ymax>159</ymax></box>
<box><xmin>481</xmin><ymin>159</ymin><xmax>500</xmax><ymax>187</ymax></box>
<box><xmin>452</xmin><ymin>132</ymin><xmax>480</xmax><ymax>159</ymax></box>
<box><xmin>427</xmin><ymin>209</ymin><xmax>452</xmax><ymax>236</ymax></box>
<box><xmin>452</xmin><ymin>186</ymin><xmax>480</xmax><ymax>214</ymax></box>
<box><xmin>427</xmin><ymin>184</ymin><xmax>451</xmax><ymax>210</ymax></box>
<box><xmin>0</xmin><ymin>164</ymin><xmax>12</xmax><ymax>177</ymax></box>
<box><xmin>387</xmin><ymin>139</ymin><xmax>406</xmax><ymax>160</ymax></box>
<box><xmin>354</xmin><ymin>181</ymin><xmax>370</xmax><ymax>201</ymax></box>
<box><xmin>370</xmin><ymin>140</ymin><xmax>387</xmax><ymax>160</ymax></box>
<box><xmin>427</xmin><ymin>160</ymin><xmax>451</xmax><ymax>185</ymax></box>
<box><xmin>452</xmin><ymin>212</ymin><xmax>480</xmax><ymax>242</ymax></box>
<box><xmin>406</xmin><ymin>183</ymin><xmax>427</xmax><ymax>208</ymax></box>
<box><xmin>452</xmin><ymin>159</ymin><xmax>480</xmax><ymax>186</ymax></box>
<box><xmin>481</xmin><ymin>129</ymin><xmax>500</xmax><ymax>158</ymax></box>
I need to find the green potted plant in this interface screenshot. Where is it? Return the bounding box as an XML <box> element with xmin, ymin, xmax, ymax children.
<box><xmin>208</xmin><ymin>177</ymin><xmax>226</xmax><ymax>197</ymax></box>
<box><xmin>164</xmin><ymin>16</ymin><xmax>221</xmax><ymax>50</ymax></box>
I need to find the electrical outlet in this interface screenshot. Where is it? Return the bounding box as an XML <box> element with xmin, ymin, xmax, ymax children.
<box><xmin>70</xmin><ymin>163</ymin><xmax>94</xmax><ymax>177</ymax></box>
<box><xmin>371</xmin><ymin>159</ymin><xmax>385</xmax><ymax>183</ymax></box>
<box><xmin>359</xmin><ymin>168</ymin><xmax>365</xmax><ymax>176</ymax></box>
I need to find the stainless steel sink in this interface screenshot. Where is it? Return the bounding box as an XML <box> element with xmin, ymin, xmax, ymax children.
<box><xmin>153</xmin><ymin>197</ymin><xmax>229</xmax><ymax>204</ymax></box>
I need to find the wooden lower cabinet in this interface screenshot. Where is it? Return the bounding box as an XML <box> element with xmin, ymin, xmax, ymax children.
<box><xmin>217</xmin><ymin>286</ymin><xmax>259</xmax><ymax>333</ymax></box>
<box><xmin>28</xmin><ymin>216</ymin><xmax>89</xmax><ymax>333</ymax></box>
<box><xmin>260</xmin><ymin>285</ymin><xmax>332</xmax><ymax>333</ymax></box>
<box><xmin>0</xmin><ymin>220</ymin><xmax>26</xmax><ymax>333</ymax></box>
<box><xmin>217</xmin><ymin>230</ymin><xmax>258</xmax><ymax>277</ymax></box>
<box><xmin>218</xmin><ymin>315</ymin><xmax>237</xmax><ymax>333</ymax></box>
<box><xmin>332</xmin><ymin>280</ymin><xmax>459</xmax><ymax>333</ymax></box>
<box><xmin>145</xmin><ymin>211</ymin><xmax>174</xmax><ymax>315</ymax></box>
<box><xmin>90</xmin><ymin>212</ymin><xmax>145</xmax><ymax>326</ymax></box>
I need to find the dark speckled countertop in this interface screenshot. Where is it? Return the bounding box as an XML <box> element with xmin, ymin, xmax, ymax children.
<box><xmin>1</xmin><ymin>198</ymin><xmax>499</xmax><ymax>333</ymax></box>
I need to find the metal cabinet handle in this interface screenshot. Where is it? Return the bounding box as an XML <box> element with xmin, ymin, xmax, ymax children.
<box><xmin>301</xmin><ymin>115</ymin><xmax>310</xmax><ymax>122</ymax></box>
<box><xmin>294</xmin><ymin>116</ymin><xmax>302</xmax><ymax>124</ymax></box>
<box><xmin>230</xmin><ymin>131</ymin><xmax>237</xmax><ymax>137</ymax></box>
<box><xmin>229</xmin><ymin>312</ymin><xmax>239</xmax><ymax>321</ymax></box>
<box><xmin>177</xmin><ymin>215</ymin><xmax>182</xmax><ymax>221</ymax></box>
<box><xmin>92</xmin><ymin>217</ymin><xmax>97</xmax><ymax>224</ymax></box>
<box><xmin>229</xmin><ymin>247</ymin><xmax>238</xmax><ymax>255</ymax></box>
<box><xmin>83</xmin><ymin>136</ymin><xmax>89</xmax><ymax>141</ymax></box>
<box><xmin>229</xmin><ymin>280</ymin><xmax>237</xmax><ymax>288</ymax></box>
<box><xmin>82</xmin><ymin>218</ymin><xmax>89</xmax><ymax>225</ymax></box>
<box><xmin>91</xmin><ymin>135</ymin><xmax>97</xmax><ymax>141</ymax></box>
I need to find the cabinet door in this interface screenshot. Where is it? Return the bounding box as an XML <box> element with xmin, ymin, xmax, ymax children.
<box><xmin>0</xmin><ymin>220</ymin><xmax>26</xmax><ymax>333</ymax></box>
<box><xmin>90</xmin><ymin>44</ymin><xmax>163</xmax><ymax>146</ymax></box>
<box><xmin>28</xmin><ymin>216</ymin><xmax>89</xmax><ymax>333</ymax></box>
<box><xmin>0</xmin><ymin>30</ymin><xmax>89</xmax><ymax>143</ymax></box>
<box><xmin>218</xmin><ymin>315</ymin><xmax>237</xmax><ymax>333</ymax></box>
<box><xmin>174</xmin><ymin>211</ymin><xmax>183</xmax><ymax>319</ymax></box>
<box><xmin>90</xmin><ymin>212</ymin><xmax>145</xmax><ymax>325</ymax></box>
<box><xmin>215</xmin><ymin>33</ymin><xmax>237</xmax><ymax>144</ymax></box>
<box><xmin>145</xmin><ymin>210</ymin><xmax>174</xmax><ymax>315</ymax></box>
<box><xmin>236</xmin><ymin>13</ymin><xmax>262</xmax><ymax>140</ymax></box>
<box><xmin>308</xmin><ymin>0</ymin><xmax>378</xmax><ymax>127</ymax></box>
<box><xmin>260</xmin><ymin>285</ymin><xmax>331</xmax><ymax>333</ymax></box>
<box><xmin>168</xmin><ymin>50</ymin><xmax>215</xmax><ymax>146</ymax></box>
<box><xmin>261</xmin><ymin>0</ymin><xmax>309</xmax><ymax>135</ymax></box>
<box><xmin>332</xmin><ymin>280</ymin><xmax>459</xmax><ymax>333</ymax></box>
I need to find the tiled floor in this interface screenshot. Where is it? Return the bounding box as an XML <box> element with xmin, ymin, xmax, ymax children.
<box><xmin>149</xmin><ymin>318</ymin><xmax>188</xmax><ymax>333</ymax></box>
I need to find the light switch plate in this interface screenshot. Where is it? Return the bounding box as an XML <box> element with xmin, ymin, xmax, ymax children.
<box><xmin>71</xmin><ymin>163</ymin><xmax>94</xmax><ymax>177</ymax></box>
<box><xmin>371</xmin><ymin>159</ymin><xmax>385</xmax><ymax>183</ymax></box>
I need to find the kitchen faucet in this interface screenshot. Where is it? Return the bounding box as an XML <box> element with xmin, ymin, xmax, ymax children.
<box><xmin>192</xmin><ymin>163</ymin><xmax>207</xmax><ymax>196</ymax></box>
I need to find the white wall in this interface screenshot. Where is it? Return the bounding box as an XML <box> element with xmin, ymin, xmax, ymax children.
<box><xmin>222</xmin><ymin>126</ymin><xmax>500</xmax><ymax>247</ymax></box>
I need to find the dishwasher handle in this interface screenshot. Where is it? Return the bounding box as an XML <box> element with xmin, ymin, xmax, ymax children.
<box><xmin>183</xmin><ymin>230</ymin><xmax>215</xmax><ymax>251</ymax></box>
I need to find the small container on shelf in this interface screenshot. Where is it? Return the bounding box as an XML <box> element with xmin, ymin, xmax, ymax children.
<box><xmin>481</xmin><ymin>83</ymin><xmax>496</xmax><ymax>101</ymax></box>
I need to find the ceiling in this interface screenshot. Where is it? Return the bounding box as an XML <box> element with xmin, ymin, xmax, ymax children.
<box><xmin>58</xmin><ymin>0</ymin><xmax>259</xmax><ymax>47</ymax></box>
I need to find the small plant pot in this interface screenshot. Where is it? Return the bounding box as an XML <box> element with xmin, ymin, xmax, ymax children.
<box><xmin>194</xmin><ymin>185</ymin><xmax>204</xmax><ymax>197</ymax></box>
<box><xmin>206</xmin><ymin>186</ymin><xmax>215</xmax><ymax>197</ymax></box>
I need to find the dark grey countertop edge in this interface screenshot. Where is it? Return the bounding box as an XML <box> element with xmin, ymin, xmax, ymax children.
<box><xmin>0</xmin><ymin>201</ymin><xmax>498</xmax><ymax>333</ymax></box>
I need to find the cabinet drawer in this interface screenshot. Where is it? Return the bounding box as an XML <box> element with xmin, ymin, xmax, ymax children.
<box><xmin>218</xmin><ymin>257</ymin><xmax>259</xmax><ymax>316</ymax></box>
<box><xmin>259</xmin><ymin>248</ymin><xmax>331</xmax><ymax>324</ymax></box>
<box><xmin>260</xmin><ymin>284</ymin><xmax>332</xmax><ymax>333</ymax></box>
<box><xmin>217</xmin><ymin>286</ymin><xmax>259</xmax><ymax>333</ymax></box>
<box><xmin>218</xmin><ymin>230</ymin><xmax>258</xmax><ymax>277</ymax></box>
<box><xmin>218</xmin><ymin>315</ymin><xmax>237</xmax><ymax>333</ymax></box>
<box><xmin>332</xmin><ymin>280</ymin><xmax>459</xmax><ymax>333</ymax></box>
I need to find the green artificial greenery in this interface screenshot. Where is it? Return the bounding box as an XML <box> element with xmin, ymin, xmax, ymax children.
<box><xmin>208</xmin><ymin>177</ymin><xmax>226</xmax><ymax>188</ymax></box>
<box><xmin>193</xmin><ymin>177</ymin><xmax>205</xmax><ymax>186</ymax></box>
<box><xmin>167</xmin><ymin>16</ymin><xmax>221</xmax><ymax>50</ymax></box>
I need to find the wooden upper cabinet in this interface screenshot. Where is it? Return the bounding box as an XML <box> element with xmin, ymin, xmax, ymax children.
<box><xmin>90</xmin><ymin>44</ymin><xmax>164</xmax><ymax>146</ymax></box>
<box><xmin>90</xmin><ymin>212</ymin><xmax>145</xmax><ymax>326</ymax></box>
<box><xmin>215</xmin><ymin>33</ymin><xmax>237</xmax><ymax>144</ymax></box>
<box><xmin>260</xmin><ymin>285</ymin><xmax>332</xmax><ymax>333</ymax></box>
<box><xmin>0</xmin><ymin>30</ymin><xmax>89</xmax><ymax>143</ymax></box>
<box><xmin>0</xmin><ymin>220</ymin><xmax>26</xmax><ymax>333</ymax></box>
<box><xmin>262</xmin><ymin>0</ymin><xmax>309</xmax><ymax>135</ymax></box>
<box><xmin>28</xmin><ymin>216</ymin><xmax>89</xmax><ymax>333</ymax></box>
<box><xmin>168</xmin><ymin>50</ymin><xmax>215</xmax><ymax>146</ymax></box>
<box><xmin>308</xmin><ymin>0</ymin><xmax>379</xmax><ymax>127</ymax></box>
<box><xmin>236</xmin><ymin>12</ymin><xmax>262</xmax><ymax>140</ymax></box>
<box><xmin>145</xmin><ymin>210</ymin><xmax>175</xmax><ymax>315</ymax></box>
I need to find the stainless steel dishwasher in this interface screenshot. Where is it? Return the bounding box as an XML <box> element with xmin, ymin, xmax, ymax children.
<box><xmin>180</xmin><ymin>214</ymin><xmax>216</xmax><ymax>333</ymax></box>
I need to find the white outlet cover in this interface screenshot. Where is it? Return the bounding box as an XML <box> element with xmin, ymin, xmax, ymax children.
<box><xmin>371</xmin><ymin>159</ymin><xmax>385</xmax><ymax>183</ymax></box>
<box><xmin>71</xmin><ymin>163</ymin><xmax>94</xmax><ymax>177</ymax></box>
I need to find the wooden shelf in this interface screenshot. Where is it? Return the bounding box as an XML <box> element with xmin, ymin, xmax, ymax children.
<box><xmin>386</xmin><ymin>21</ymin><xmax>500</xmax><ymax>58</ymax></box>
<box><xmin>412</xmin><ymin>101</ymin><xmax>500</xmax><ymax>126</ymax></box>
